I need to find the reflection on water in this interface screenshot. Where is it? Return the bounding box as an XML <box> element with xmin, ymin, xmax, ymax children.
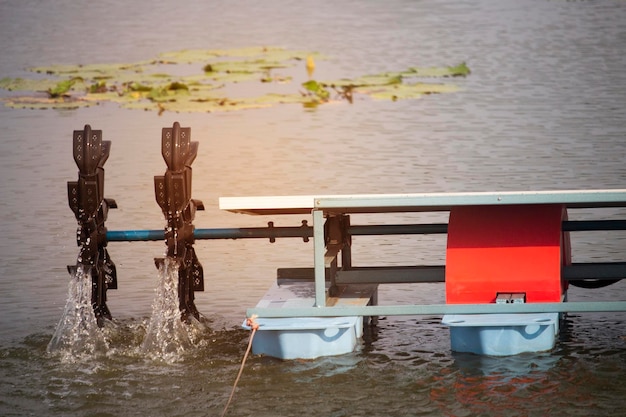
<box><xmin>1</xmin><ymin>313</ymin><xmax>626</xmax><ymax>416</ymax></box>
<box><xmin>451</xmin><ymin>351</ymin><xmax>561</xmax><ymax>378</ymax></box>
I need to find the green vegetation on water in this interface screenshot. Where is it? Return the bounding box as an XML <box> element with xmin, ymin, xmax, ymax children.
<box><xmin>0</xmin><ymin>47</ymin><xmax>469</xmax><ymax>113</ymax></box>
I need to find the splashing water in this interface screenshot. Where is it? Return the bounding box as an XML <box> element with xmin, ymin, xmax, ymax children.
<box><xmin>47</xmin><ymin>265</ymin><xmax>108</xmax><ymax>360</ymax></box>
<box><xmin>141</xmin><ymin>257</ymin><xmax>197</xmax><ymax>361</ymax></box>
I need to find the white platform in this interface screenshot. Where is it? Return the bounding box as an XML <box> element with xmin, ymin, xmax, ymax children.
<box><xmin>442</xmin><ymin>313</ymin><xmax>560</xmax><ymax>356</ymax></box>
<box><xmin>220</xmin><ymin>189</ymin><xmax>626</xmax><ymax>215</ymax></box>
<box><xmin>243</xmin><ymin>281</ymin><xmax>376</xmax><ymax>360</ymax></box>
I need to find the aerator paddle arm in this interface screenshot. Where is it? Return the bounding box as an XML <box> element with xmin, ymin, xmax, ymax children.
<box><xmin>154</xmin><ymin>122</ymin><xmax>205</xmax><ymax>322</ymax></box>
<box><xmin>67</xmin><ymin>125</ymin><xmax>117</xmax><ymax>327</ymax></box>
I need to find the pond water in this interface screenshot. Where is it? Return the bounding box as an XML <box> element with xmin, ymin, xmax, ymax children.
<box><xmin>1</xmin><ymin>0</ymin><xmax>625</xmax><ymax>416</ymax></box>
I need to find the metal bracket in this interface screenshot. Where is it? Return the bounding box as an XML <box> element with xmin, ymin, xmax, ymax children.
<box><xmin>496</xmin><ymin>293</ymin><xmax>527</xmax><ymax>304</ymax></box>
<box><xmin>323</xmin><ymin>214</ymin><xmax>352</xmax><ymax>297</ymax></box>
<box><xmin>300</xmin><ymin>220</ymin><xmax>310</xmax><ymax>242</ymax></box>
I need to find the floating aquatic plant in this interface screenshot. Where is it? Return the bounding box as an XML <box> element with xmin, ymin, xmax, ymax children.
<box><xmin>0</xmin><ymin>47</ymin><xmax>469</xmax><ymax>113</ymax></box>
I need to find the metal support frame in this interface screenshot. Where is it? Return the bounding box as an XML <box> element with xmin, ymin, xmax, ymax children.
<box><xmin>247</xmin><ymin>301</ymin><xmax>626</xmax><ymax>318</ymax></box>
<box><xmin>313</xmin><ymin>209</ymin><xmax>326</xmax><ymax>307</ymax></box>
<box><xmin>104</xmin><ymin>206</ymin><xmax>626</xmax><ymax>308</ymax></box>
<box><xmin>251</xmin><ymin>193</ymin><xmax>626</xmax><ymax>318</ymax></box>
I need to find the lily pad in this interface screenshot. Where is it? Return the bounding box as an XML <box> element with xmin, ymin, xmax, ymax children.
<box><xmin>328</xmin><ymin>62</ymin><xmax>470</xmax><ymax>89</ymax></box>
<box><xmin>0</xmin><ymin>47</ymin><xmax>468</xmax><ymax>113</ymax></box>
<box><xmin>0</xmin><ymin>77</ymin><xmax>63</xmax><ymax>92</ymax></box>
<box><xmin>5</xmin><ymin>96</ymin><xmax>95</xmax><ymax>110</ymax></box>
<box><xmin>48</xmin><ymin>77</ymin><xmax>84</xmax><ymax>98</ymax></box>
<box><xmin>365</xmin><ymin>82</ymin><xmax>459</xmax><ymax>100</ymax></box>
<box><xmin>159</xmin><ymin>47</ymin><xmax>321</xmax><ymax>64</ymax></box>
<box><xmin>445</xmin><ymin>62</ymin><xmax>471</xmax><ymax>77</ymax></box>
<box><xmin>302</xmin><ymin>80</ymin><xmax>330</xmax><ymax>101</ymax></box>
<box><xmin>30</xmin><ymin>61</ymin><xmax>149</xmax><ymax>80</ymax></box>
<box><xmin>121</xmin><ymin>90</ymin><xmax>332</xmax><ymax>114</ymax></box>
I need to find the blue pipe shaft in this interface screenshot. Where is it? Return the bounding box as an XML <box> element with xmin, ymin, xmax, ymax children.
<box><xmin>105</xmin><ymin>220</ymin><xmax>626</xmax><ymax>242</ymax></box>
<box><xmin>106</xmin><ymin>227</ymin><xmax>313</xmax><ymax>242</ymax></box>
<box><xmin>107</xmin><ymin>229</ymin><xmax>164</xmax><ymax>241</ymax></box>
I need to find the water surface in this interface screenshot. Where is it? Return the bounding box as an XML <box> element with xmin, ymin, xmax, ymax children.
<box><xmin>1</xmin><ymin>0</ymin><xmax>625</xmax><ymax>415</ymax></box>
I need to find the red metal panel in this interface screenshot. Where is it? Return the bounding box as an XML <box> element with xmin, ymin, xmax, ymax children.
<box><xmin>445</xmin><ymin>204</ymin><xmax>569</xmax><ymax>303</ymax></box>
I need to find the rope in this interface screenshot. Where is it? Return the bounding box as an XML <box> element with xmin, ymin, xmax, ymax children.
<box><xmin>221</xmin><ymin>315</ymin><xmax>259</xmax><ymax>417</ymax></box>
